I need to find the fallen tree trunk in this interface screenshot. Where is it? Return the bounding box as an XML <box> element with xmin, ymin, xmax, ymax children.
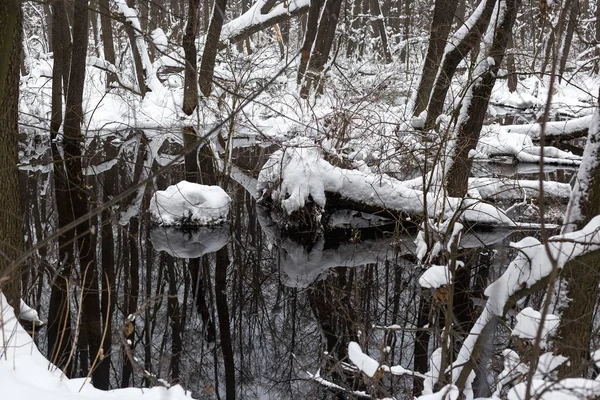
<box><xmin>257</xmin><ymin>140</ymin><xmax>516</xmax><ymax>229</ymax></box>
<box><xmin>502</xmin><ymin>114</ymin><xmax>591</xmax><ymax>140</ymax></box>
<box><xmin>219</xmin><ymin>0</ymin><xmax>310</xmax><ymax>48</ymax></box>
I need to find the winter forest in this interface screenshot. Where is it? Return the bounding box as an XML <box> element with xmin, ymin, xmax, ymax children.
<box><xmin>3</xmin><ymin>0</ymin><xmax>600</xmax><ymax>398</ymax></box>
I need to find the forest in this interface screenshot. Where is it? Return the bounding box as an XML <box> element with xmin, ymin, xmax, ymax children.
<box><xmin>1</xmin><ymin>0</ymin><xmax>600</xmax><ymax>398</ymax></box>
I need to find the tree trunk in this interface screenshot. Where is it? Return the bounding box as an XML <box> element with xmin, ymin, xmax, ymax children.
<box><xmin>63</xmin><ymin>0</ymin><xmax>103</xmax><ymax>383</ymax></box>
<box><xmin>299</xmin><ymin>0</ymin><xmax>343</xmax><ymax>98</ymax></box>
<box><xmin>0</xmin><ymin>0</ymin><xmax>24</xmax><ymax>313</ymax></box>
<box><xmin>99</xmin><ymin>0</ymin><xmax>118</xmax><ymax>87</ymax></box>
<box><xmin>424</xmin><ymin>0</ymin><xmax>496</xmax><ymax>130</ymax></box>
<box><xmin>446</xmin><ymin>0</ymin><xmax>521</xmax><ymax>198</ymax></box>
<box><xmin>47</xmin><ymin>0</ymin><xmax>75</xmax><ymax>376</ymax></box>
<box><xmin>215</xmin><ymin>246</ymin><xmax>236</xmax><ymax>399</ymax></box>
<box><xmin>370</xmin><ymin>0</ymin><xmax>392</xmax><ymax>63</ymax></box>
<box><xmin>506</xmin><ymin>30</ymin><xmax>517</xmax><ymax>92</ymax></box>
<box><xmin>183</xmin><ymin>0</ymin><xmax>201</xmax><ymax>114</ymax></box>
<box><xmin>123</xmin><ymin>0</ymin><xmax>149</xmax><ymax>96</ymax></box>
<box><xmin>595</xmin><ymin>0</ymin><xmax>600</xmax><ymax>73</ymax></box>
<box><xmin>399</xmin><ymin>0</ymin><xmax>410</xmax><ymax>61</ymax></box>
<box><xmin>557</xmin><ymin>94</ymin><xmax>600</xmax><ymax>378</ymax></box>
<box><xmin>199</xmin><ymin>0</ymin><xmax>228</xmax><ymax>96</ymax></box>
<box><xmin>412</xmin><ymin>0</ymin><xmax>459</xmax><ymax>117</ymax></box>
<box><xmin>558</xmin><ymin>0</ymin><xmax>578</xmax><ymax>82</ymax></box>
<box><xmin>297</xmin><ymin>0</ymin><xmax>325</xmax><ymax>83</ymax></box>
<box><xmin>346</xmin><ymin>0</ymin><xmax>361</xmax><ymax>58</ymax></box>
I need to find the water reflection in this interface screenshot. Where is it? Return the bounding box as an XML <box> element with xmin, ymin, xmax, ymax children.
<box><xmin>151</xmin><ymin>225</ymin><xmax>230</xmax><ymax>258</ymax></box>
<box><xmin>18</xmin><ymin>128</ymin><xmax>570</xmax><ymax>399</ymax></box>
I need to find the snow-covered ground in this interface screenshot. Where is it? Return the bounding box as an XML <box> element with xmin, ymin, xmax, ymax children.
<box><xmin>0</xmin><ymin>295</ymin><xmax>195</xmax><ymax>399</ymax></box>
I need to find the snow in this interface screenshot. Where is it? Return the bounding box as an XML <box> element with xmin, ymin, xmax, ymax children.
<box><xmin>149</xmin><ymin>181</ymin><xmax>231</xmax><ymax>226</ymax></box>
<box><xmin>451</xmin><ymin>215</ymin><xmax>600</xmax><ymax>385</ymax></box>
<box><xmin>19</xmin><ymin>299</ymin><xmax>43</xmax><ymax>324</ymax></box>
<box><xmin>258</xmin><ymin>138</ymin><xmax>516</xmax><ymax>226</ymax></box>
<box><xmin>485</xmin><ymin>215</ymin><xmax>600</xmax><ymax>315</ymax></box>
<box><xmin>535</xmin><ymin>353</ymin><xmax>568</xmax><ymax>379</ymax></box>
<box><xmin>512</xmin><ymin>307</ymin><xmax>559</xmax><ymax>347</ymax></box>
<box><xmin>220</xmin><ymin>0</ymin><xmax>310</xmax><ymax>43</ymax></box>
<box><xmin>508</xmin><ymin>378</ymin><xmax>600</xmax><ymax>400</ymax></box>
<box><xmin>468</xmin><ymin>177</ymin><xmax>571</xmax><ymax>201</ymax></box>
<box><xmin>417</xmin><ymin>385</ymin><xmax>459</xmax><ymax>400</ymax></box>
<box><xmin>473</xmin><ymin>124</ymin><xmax>581</xmax><ymax>165</ymax></box>
<box><xmin>504</xmin><ymin>114</ymin><xmax>592</xmax><ymax>139</ymax></box>
<box><xmin>150</xmin><ymin>29</ymin><xmax>168</xmax><ymax>53</ymax></box>
<box><xmin>348</xmin><ymin>342</ymin><xmax>380</xmax><ymax>378</ymax></box>
<box><xmin>0</xmin><ymin>294</ymin><xmax>195</xmax><ymax>400</ymax></box>
<box><xmin>563</xmin><ymin>107</ymin><xmax>600</xmax><ymax>232</ymax></box>
<box><xmin>418</xmin><ymin>265</ymin><xmax>450</xmax><ymax>289</ymax></box>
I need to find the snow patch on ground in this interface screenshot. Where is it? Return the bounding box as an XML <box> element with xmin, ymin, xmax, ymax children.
<box><xmin>0</xmin><ymin>294</ymin><xmax>195</xmax><ymax>399</ymax></box>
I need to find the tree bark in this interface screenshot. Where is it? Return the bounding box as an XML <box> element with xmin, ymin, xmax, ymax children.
<box><xmin>369</xmin><ymin>0</ymin><xmax>391</xmax><ymax>63</ymax></box>
<box><xmin>199</xmin><ymin>0</ymin><xmax>228</xmax><ymax>96</ymax></box>
<box><xmin>412</xmin><ymin>0</ymin><xmax>459</xmax><ymax>117</ymax></box>
<box><xmin>48</xmin><ymin>0</ymin><xmax>75</xmax><ymax>376</ymax></box>
<box><xmin>99</xmin><ymin>0</ymin><xmax>118</xmax><ymax>87</ymax></box>
<box><xmin>424</xmin><ymin>0</ymin><xmax>496</xmax><ymax>130</ymax></box>
<box><xmin>183</xmin><ymin>0</ymin><xmax>201</xmax><ymax>114</ymax></box>
<box><xmin>0</xmin><ymin>0</ymin><xmax>24</xmax><ymax>313</ymax></box>
<box><xmin>299</xmin><ymin>0</ymin><xmax>343</xmax><ymax>97</ymax></box>
<box><xmin>558</xmin><ymin>0</ymin><xmax>578</xmax><ymax>82</ymax></box>
<box><xmin>297</xmin><ymin>0</ymin><xmax>325</xmax><ymax>83</ymax></box>
<box><xmin>557</xmin><ymin>95</ymin><xmax>600</xmax><ymax>378</ymax></box>
<box><xmin>215</xmin><ymin>246</ymin><xmax>236</xmax><ymax>399</ymax></box>
<box><xmin>63</xmin><ymin>0</ymin><xmax>103</xmax><ymax>383</ymax></box>
<box><xmin>446</xmin><ymin>0</ymin><xmax>521</xmax><ymax>198</ymax></box>
<box><xmin>123</xmin><ymin>0</ymin><xmax>149</xmax><ymax>96</ymax></box>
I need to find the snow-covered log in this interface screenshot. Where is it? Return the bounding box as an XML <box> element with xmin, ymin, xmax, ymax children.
<box><xmin>257</xmin><ymin>139</ymin><xmax>515</xmax><ymax>228</ymax></box>
<box><xmin>219</xmin><ymin>0</ymin><xmax>310</xmax><ymax>47</ymax></box>
<box><xmin>503</xmin><ymin>114</ymin><xmax>592</xmax><ymax>140</ymax></box>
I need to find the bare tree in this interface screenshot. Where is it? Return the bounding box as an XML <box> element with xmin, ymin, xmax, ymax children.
<box><xmin>412</xmin><ymin>0</ymin><xmax>459</xmax><ymax>117</ymax></box>
<box><xmin>424</xmin><ymin>0</ymin><xmax>496</xmax><ymax>130</ymax></box>
<box><xmin>199</xmin><ymin>0</ymin><xmax>229</xmax><ymax>96</ymax></box>
<box><xmin>446</xmin><ymin>0</ymin><xmax>521</xmax><ymax>198</ymax></box>
<box><xmin>0</xmin><ymin>0</ymin><xmax>24</xmax><ymax>312</ymax></box>
<box><xmin>300</xmin><ymin>0</ymin><xmax>344</xmax><ymax>97</ymax></box>
<box><xmin>183</xmin><ymin>0</ymin><xmax>201</xmax><ymax>114</ymax></box>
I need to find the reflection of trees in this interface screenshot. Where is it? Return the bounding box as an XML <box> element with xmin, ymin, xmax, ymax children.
<box><xmin>21</xmin><ymin>130</ymin><xmax>540</xmax><ymax>398</ymax></box>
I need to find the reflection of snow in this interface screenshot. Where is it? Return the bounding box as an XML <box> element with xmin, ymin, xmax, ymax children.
<box><xmin>150</xmin><ymin>225</ymin><xmax>230</xmax><ymax>258</ymax></box>
<box><xmin>149</xmin><ymin>181</ymin><xmax>231</xmax><ymax>226</ymax></box>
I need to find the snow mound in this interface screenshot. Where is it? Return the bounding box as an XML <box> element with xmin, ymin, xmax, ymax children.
<box><xmin>419</xmin><ymin>265</ymin><xmax>450</xmax><ymax>289</ymax></box>
<box><xmin>0</xmin><ymin>294</ymin><xmax>195</xmax><ymax>399</ymax></box>
<box><xmin>512</xmin><ymin>307</ymin><xmax>559</xmax><ymax>347</ymax></box>
<box><xmin>149</xmin><ymin>181</ymin><xmax>231</xmax><ymax>226</ymax></box>
<box><xmin>348</xmin><ymin>342</ymin><xmax>380</xmax><ymax>377</ymax></box>
<box><xmin>258</xmin><ymin>139</ymin><xmax>515</xmax><ymax>227</ymax></box>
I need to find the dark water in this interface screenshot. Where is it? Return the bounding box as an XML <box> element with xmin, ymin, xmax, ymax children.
<box><xmin>17</xmin><ymin>128</ymin><xmax>566</xmax><ymax>399</ymax></box>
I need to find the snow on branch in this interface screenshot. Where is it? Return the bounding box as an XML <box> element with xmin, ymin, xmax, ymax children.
<box><xmin>220</xmin><ymin>0</ymin><xmax>310</xmax><ymax>46</ymax></box>
<box><xmin>503</xmin><ymin>114</ymin><xmax>592</xmax><ymax>140</ymax></box>
<box><xmin>114</xmin><ymin>0</ymin><xmax>162</xmax><ymax>93</ymax></box>
<box><xmin>257</xmin><ymin>138</ymin><xmax>515</xmax><ymax>227</ymax></box>
<box><xmin>451</xmin><ymin>215</ymin><xmax>600</xmax><ymax>387</ymax></box>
